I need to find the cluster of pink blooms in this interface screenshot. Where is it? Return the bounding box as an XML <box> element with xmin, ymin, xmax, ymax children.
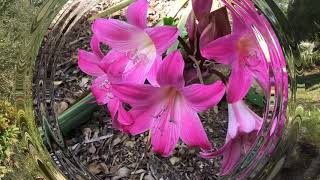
<box><xmin>78</xmin><ymin>0</ymin><xmax>274</xmax><ymax>175</ymax></box>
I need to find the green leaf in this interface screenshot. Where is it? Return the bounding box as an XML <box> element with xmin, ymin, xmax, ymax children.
<box><xmin>89</xmin><ymin>0</ymin><xmax>134</xmax><ymax>21</ymax></box>
<box><xmin>167</xmin><ymin>1</ymin><xmax>192</xmax><ymax>53</ymax></box>
<box><xmin>220</xmin><ymin>101</ymin><xmax>228</xmax><ymax>110</ymax></box>
<box><xmin>246</xmin><ymin>88</ymin><xmax>264</xmax><ymax>108</ymax></box>
<box><xmin>163</xmin><ymin>17</ymin><xmax>177</xmax><ymax>26</ymax></box>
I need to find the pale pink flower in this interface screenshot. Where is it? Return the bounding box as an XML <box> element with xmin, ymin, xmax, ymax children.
<box><xmin>112</xmin><ymin>51</ymin><xmax>226</xmax><ymax>156</ymax></box>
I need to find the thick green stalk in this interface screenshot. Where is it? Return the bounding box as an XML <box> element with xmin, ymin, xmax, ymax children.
<box><xmin>58</xmin><ymin>93</ymin><xmax>98</xmax><ymax>134</ymax></box>
<box><xmin>89</xmin><ymin>0</ymin><xmax>134</xmax><ymax>21</ymax></box>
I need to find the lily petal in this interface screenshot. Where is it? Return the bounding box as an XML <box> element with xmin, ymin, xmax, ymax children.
<box><xmin>91</xmin><ymin>75</ymin><xmax>113</xmax><ymax>105</ymax></box>
<box><xmin>227</xmin><ymin>104</ymin><xmax>239</xmax><ymax>139</ymax></box>
<box><xmin>78</xmin><ymin>50</ymin><xmax>105</xmax><ymax>76</ymax></box>
<box><xmin>201</xmin><ymin>34</ymin><xmax>239</xmax><ymax>64</ymax></box>
<box><xmin>228</xmin><ymin>101</ymin><xmax>263</xmax><ymax>138</ymax></box>
<box><xmin>200</xmin><ymin>140</ymin><xmax>230</xmax><ymax>158</ymax></box>
<box><xmin>242</xmin><ymin>131</ymin><xmax>258</xmax><ymax>154</ymax></box>
<box><xmin>175</xmin><ymin>98</ymin><xmax>212</xmax><ymax>150</ymax></box>
<box><xmin>122</xmin><ymin>58</ymin><xmax>150</xmax><ymax>84</ymax></box>
<box><xmin>186</xmin><ymin>11</ymin><xmax>196</xmax><ymax>41</ymax></box>
<box><xmin>157</xmin><ymin>51</ymin><xmax>185</xmax><ymax>88</ymax></box>
<box><xmin>231</xmin><ymin>11</ymin><xmax>248</xmax><ymax>34</ymax></box>
<box><xmin>126</xmin><ymin>0</ymin><xmax>148</xmax><ymax>29</ymax></box>
<box><xmin>126</xmin><ymin>107</ymin><xmax>154</xmax><ymax>135</ymax></box>
<box><xmin>249</xmin><ymin>58</ymin><xmax>268</xmax><ymax>90</ymax></box>
<box><xmin>90</xmin><ymin>35</ymin><xmax>104</xmax><ymax>58</ymax></box>
<box><xmin>151</xmin><ymin>108</ymin><xmax>179</xmax><ymax>157</ymax></box>
<box><xmin>145</xmin><ymin>26</ymin><xmax>179</xmax><ymax>55</ymax></box>
<box><xmin>107</xmin><ymin>98</ymin><xmax>120</xmax><ymax>120</ymax></box>
<box><xmin>220</xmin><ymin>138</ymin><xmax>241</xmax><ymax>176</ymax></box>
<box><xmin>191</xmin><ymin>0</ymin><xmax>212</xmax><ymax>21</ymax></box>
<box><xmin>117</xmin><ymin>104</ymin><xmax>134</xmax><ymax>126</ymax></box>
<box><xmin>92</xmin><ymin>18</ymin><xmax>145</xmax><ymax>52</ymax></box>
<box><xmin>182</xmin><ymin>81</ymin><xmax>226</xmax><ymax>112</ymax></box>
<box><xmin>112</xmin><ymin>83</ymin><xmax>163</xmax><ymax>108</ymax></box>
<box><xmin>147</xmin><ymin>55</ymin><xmax>162</xmax><ymax>86</ymax></box>
<box><xmin>200</xmin><ymin>7</ymin><xmax>231</xmax><ymax>48</ymax></box>
<box><xmin>99</xmin><ymin>51</ymin><xmax>129</xmax><ymax>81</ymax></box>
<box><xmin>227</xmin><ymin>66</ymin><xmax>253</xmax><ymax>103</ymax></box>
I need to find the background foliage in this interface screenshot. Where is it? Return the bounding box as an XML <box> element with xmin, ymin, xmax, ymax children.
<box><xmin>0</xmin><ymin>101</ymin><xmax>19</xmax><ymax>178</ymax></box>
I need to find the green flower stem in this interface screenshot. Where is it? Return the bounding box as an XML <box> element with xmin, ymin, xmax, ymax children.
<box><xmin>89</xmin><ymin>0</ymin><xmax>134</xmax><ymax>21</ymax></box>
<box><xmin>167</xmin><ymin>1</ymin><xmax>192</xmax><ymax>53</ymax></box>
<box><xmin>58</xmin><ymin>93</ymin><xmax>98</xmax><ymax>134</ymax></box>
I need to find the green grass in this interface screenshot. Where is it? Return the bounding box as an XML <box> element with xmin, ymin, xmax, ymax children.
<box><xmin>296</xmin><ymin>85</ymin><xmax>320</xmax><ymax>147</ymax></box>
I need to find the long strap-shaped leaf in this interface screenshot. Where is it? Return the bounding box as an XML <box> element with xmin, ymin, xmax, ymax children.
<box><xmin>58</xmin><ymin>93</ymin><xmax>98</xmax><ymax>134</ymax></box>
<box><xmin>89</xmin><ymin>0</ymin><xmax>134</xmax><ymax>21</ymax></box>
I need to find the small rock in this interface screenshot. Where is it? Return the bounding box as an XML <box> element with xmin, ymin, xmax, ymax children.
<box><xmin>169</xmin><ymin>157</ymin><xmax>181</xmax><ymax>165</ymax></box>
<box><xmin>143</xmin><ymin>136</ymin><xmax>148</xmax><ymax>143</ymax></box>
<box><xmin>93</xmin><ymin>129</ymin><xmax>99</xmax><ymax>139</ymax></box>
<box><xmin>88</xmin><ymin>145</ymin><xmax>96</xmax><ymax>154</ymax></box>
<box><xmin>87</xmin><ymin>162</ymin><xmax>102</xmax><ymax>175</ymax></box>
<box><xmin>213</xmin><ymin>106</ymin><xmax>219</xmax><ymax>114</ymax></box>
<box><xmin>112</xmin><ymin>137</ymin><xmax>122</xmax><ymax>146</ymax></box>
<box><xmin>125</xmin><ymin>141</ymin><xmax>135</xmax><ymax>148</ymax></box>
<box><xmin>132</xmin><ymin>169</ymin><xmax>145</xmax><ymax>174</ymax></box>
<box><xmin>99</xmin><ymin>162</ymin><xmax>109</xmax><ymax>174</ymax></box>
<box><xmin>188</xmin><ymin>149</ymin><xmax>196</xmax><ymax>154</ymax></box>
<box><xmin>144</xmin><ymin>174</ymin><xmax>155</xmax><ymax>180</ymax></box>
<box><xmin>53</xmin><ymin>81</ymin><xmax>63</xmax><ymax>86</ymax></box>
<box><xmin>110</xmin><ymin>166</ymin><xmax>118</xmax><ymax>174</ymax></box>
<box><xmin>116</xmin><ymin>167</ymin><xmax>130</xmax><ymax>177</ymax></box>
<box><xmin>83</xmin><ymin>128</ymin><xmax>92</xmax><ymax>141</ymax></box>
<box><xmin>112</xmin><ymin>167</ymin><xmax>131</xmax><ymax>180</ymax></box>
<box><xmin>54</xmin><ymin>101</ymin><xmax>68</xmax><ymax>115</ymax></box>
<box><xmin>80</xmin><ymin>77</ymin><xmax>89</xmax><ymax>87</ymax></box>
<box><xmin>187</xmin><ymin>167</ymin><xmax>194</xmax><ymax>172</ymax></box>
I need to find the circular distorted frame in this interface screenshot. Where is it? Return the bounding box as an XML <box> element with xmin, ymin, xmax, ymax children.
<box><xmin>28</xmin><ymin>0</ymin><xmax>296</xmax><ymax>179</ymax></box>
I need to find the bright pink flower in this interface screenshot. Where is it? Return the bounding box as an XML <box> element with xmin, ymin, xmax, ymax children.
<box><xmin>198</xmin><ymin>13</ymin><xmax>265</xmax><ymax>174</ymax></box>
<box><xmin>201</xmin><ymin>100</ymin><xmax>262</xmax><ymax>175</ymax></box>
<box><xmin>78</xmin><ymin>44</ymin><xmax>134</xmax><ymax>129</ymax></box>
<box><xmin>201</xmin><ymin>12</ymin><xmax>268</xmax><ymax>103</ymax></box>
<box><xmin>78</xmin><ymin>0</ymin><xmax>179</xmax><ymax>128</ymax></box>
<box><xmin>112</xmin><ymin>51</ymin><xmax>226</xmax><ymax>156</ymax></box>
<box><xmin>92</xmin><ymin>0</ymin><xmax>179</xmax><ymax>85</ymax></box>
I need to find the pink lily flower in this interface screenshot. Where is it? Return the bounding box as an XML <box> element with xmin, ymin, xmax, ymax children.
<box><xmin>200</xmin><ymin>11</ymin><xmax>265</xmax><ymax>171</ymax></box>
<box><xmin>78</xmin><ymin>37</ymin><xmax>135</xmax><ymax>128</ymax></box>
<box><xmin>201</xmin><ymin>100</ymin><xmax>263</xmax><ymax>175</ymax></box>
<box><xmin>201</xmin><ymin>129</ymin><xmax>260</xmax><ymax>175</ymax></box>
<box><xmin>92</xmin><ymin>0</ymin><xmax>179</xmax><ymax>85</ymax></box>
<box><xmin>201</xmin><ymin>12</ymin><xmax>268</xmax><ymax>104</ymax></box>
<box><xmin>112</xmin><ymin>51</ymin><xmax>226</xmax><ymax>156</ymax></box>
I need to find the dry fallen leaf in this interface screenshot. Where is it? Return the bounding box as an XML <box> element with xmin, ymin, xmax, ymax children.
<box><xmin>88</xmin><ymin>162</ymin><xmax>102</xmax><ymax>175</ymax></box>
<box><xmin>169</xmin><ymin>157</ymin><xmax>181</xmax><ymax>165</ymax></box>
